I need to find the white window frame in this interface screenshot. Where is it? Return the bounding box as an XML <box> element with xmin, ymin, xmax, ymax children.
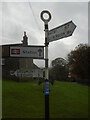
<box><xmin>1</xmin><ymin>58</ymin><xmax>5</xmax><ymax>65</ymax></box>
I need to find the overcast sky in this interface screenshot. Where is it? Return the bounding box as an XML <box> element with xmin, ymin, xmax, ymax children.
<box><xmin>0</xmin><ymin>0</ymin><xmax>88</xmax><ymax>67</ymax></box>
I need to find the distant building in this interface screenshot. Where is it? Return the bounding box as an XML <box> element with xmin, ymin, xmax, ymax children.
<box><xmin>0</xmin><ymin>32</ymin><xmax>43</xmax><ymax>81</ymax></box>
<box><xmin>32</xmin><ymin>64</ymin><xmax>43</xmax><ymax>78</ymax></box>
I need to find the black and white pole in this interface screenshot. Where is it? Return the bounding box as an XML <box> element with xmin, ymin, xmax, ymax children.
<box><xmin>41</xmin><ymin>10</ymin><xmax>51</xmax><ymax>120</ymax></box>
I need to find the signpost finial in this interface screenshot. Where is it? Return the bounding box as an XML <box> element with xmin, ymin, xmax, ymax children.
<box><xmin>40</xmin><ymin>10</ymin><xmax>51</xmax><ymax>23</ymax></box>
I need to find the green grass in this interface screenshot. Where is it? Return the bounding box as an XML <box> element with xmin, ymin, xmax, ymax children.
<box><xmin>2</xmin><ymin>80</ymin><xmax>88</xmax><ymax>119</ymax></box>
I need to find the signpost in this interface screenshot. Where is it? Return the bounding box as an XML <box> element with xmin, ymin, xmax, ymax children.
<box><xmin>10</xmin><ymin>69</ymin><xmax>43</xmax><ymax>78</ymax></box>
<box><xmin>41</xmin><ymin>10</ymin><xmax>51</xmax><ymax>120</ymax></box>
<box><xmin>10</xmin><ymin>10</ymin><xmax>76</xmax><ymax>120</ymax></box>
<box><xmin>10</xmin><ymin>46</ymin><xmax>44</xmax><ymax>59</ymax></box>
<box><xmin>48</xmin><ymin>21</ymin><xmax>76</xmax><ymax>42</ymax></box>
<box><xmin>40</xmin><ymin>10</ymin><xmax>76</xmax><ymax>120</ymax></box>
<box><xmin>10</xmin><ymin>70</ymin><xmax>33</xmax><ymax>77</ymax></box>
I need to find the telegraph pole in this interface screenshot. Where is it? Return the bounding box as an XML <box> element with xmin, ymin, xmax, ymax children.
<box><xmin>40</xmin><ymin>10</ymin><xmax>51</xmax><ymax>120</ymax></box>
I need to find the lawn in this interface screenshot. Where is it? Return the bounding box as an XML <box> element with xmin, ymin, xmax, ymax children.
<box><xmin>2</xmin><ymin>80</ymin><xmax>88</xmax><ymax>119</ymax></box>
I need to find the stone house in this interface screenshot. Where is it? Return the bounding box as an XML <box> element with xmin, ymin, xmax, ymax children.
<box><xmin>0</xmin><ymin>32</ymin><xmax>43</xmax><ymax>81</ymax></box>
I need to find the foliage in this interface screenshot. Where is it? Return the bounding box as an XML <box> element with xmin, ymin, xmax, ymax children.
<box><xmin>52</xmin><ymin>57</ymin><xmax>67</xmax><ymax>67</ymax></box>
<box><xmin>50</xmin><ymin>57</ymin><xmax>69</xmax><ymax>81</ymax></box>
<box><xmin>67</xmin><ymin>44</ymin><xmax>89</xmax><ymax>84</ymax></box>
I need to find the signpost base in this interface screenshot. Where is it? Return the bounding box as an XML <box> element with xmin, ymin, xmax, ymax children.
<box><xmin>45</xmin><ymin>95</ymin><xmax>49</xmax><ymax>120</ymax></box>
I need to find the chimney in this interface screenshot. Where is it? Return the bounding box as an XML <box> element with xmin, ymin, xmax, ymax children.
<box><xmin>22</xmin><ymin>31</ymin><xmax>28</xmax><ymax>46</ymax></box>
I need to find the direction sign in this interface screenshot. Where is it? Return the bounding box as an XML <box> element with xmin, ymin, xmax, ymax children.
<box><xmin>10</xmin><ymin>46</ymin><xmax>44</xmax><ymax>59</ymax></box>
<box><xmin>10</xmin><ymin>69</ymin><xmax>43</xmax><ymax>78</ymax></box>
<box><xmin>48</xmin><ymin>21</ymin><xmax>76</xmax><ymax>42</ymax></box>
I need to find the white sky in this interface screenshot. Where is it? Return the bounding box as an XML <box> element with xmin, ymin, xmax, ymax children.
<box><xmin>0</xmin><ymin>0</ymin><xmax>89</xmax><ymax>67</ymax></box>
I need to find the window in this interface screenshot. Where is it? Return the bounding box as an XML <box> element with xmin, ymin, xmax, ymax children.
<box><xmin>1</xmin><ymin>58</ymin><xmax>5</xmax><ymax>65</ymax></box>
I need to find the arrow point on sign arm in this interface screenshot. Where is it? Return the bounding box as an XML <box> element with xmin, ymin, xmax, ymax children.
<box><xmin>72</xmin><ymin>21</ymin><xmax>77</xmax><ymax>28</ymax></box>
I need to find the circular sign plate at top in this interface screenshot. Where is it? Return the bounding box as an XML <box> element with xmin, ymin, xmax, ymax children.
<box><xmin>41</xmin><ymin>10</ymin><xmax>51</xmax><ymax>23</ymax></box>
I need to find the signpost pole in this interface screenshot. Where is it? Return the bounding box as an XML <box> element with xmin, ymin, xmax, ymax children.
<box><xmin>40</xmin><ymin>10</ymin><xmax>76</xmax><ymax>120</ymax></box>
<box><xmin>44</xmin><ymin>20</ymin><xmax>49</xmax><ymax>120</ymax></box>
<box><xmin>40</xmin><ymin>10</ymin><xmax>51</xmax><ymax>120</ymax></box>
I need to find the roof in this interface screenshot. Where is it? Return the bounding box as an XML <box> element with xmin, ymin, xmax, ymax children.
<box><xmin>0</xmin><ymin>43</ymin><xmax>23</xmax><ymax>47</ymax></box>
<box><xmin>32</xmin><ymin>63</ymin><xmax>42</xmax><ymax>70</ymax></box>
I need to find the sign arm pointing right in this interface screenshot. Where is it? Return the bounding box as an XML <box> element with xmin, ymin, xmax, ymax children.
<box><xmin>48</xmin><ymin>20</ymin><xmax>76</xmax><ymax>43</ymax></box>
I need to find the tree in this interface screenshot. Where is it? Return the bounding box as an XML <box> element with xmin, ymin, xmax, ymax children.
<box><xmin>49</xmin><ymin>57</ymin><xmax>69</xmax><ymax>81</ymax></box>
<box><xmin>52</xmin><ymin>57</ymin><xmax>67</xmax><ymax>67</ymax></box>
<box><xmin>67</xmin><ymin>43</ymin><xmax>89</xmax><ymax>84</ymax></box>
